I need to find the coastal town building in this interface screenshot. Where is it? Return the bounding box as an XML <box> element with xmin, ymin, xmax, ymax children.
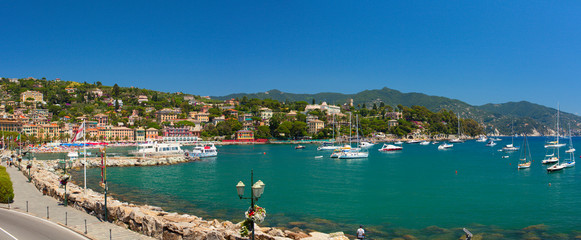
<box><xmin>65</xmin><ymin>88</ymin><xmax>76</xmax><ymax>94</ymax></box>
<box><xmin>304</xmin><ymin>102</ymin><xmax>341</xmax><ymax>115</ymax></box>
<box><xmin>0</xmin><ymin>119</ymin><xmax>23</xmax><ymax>132</ymax></box>
<box><xmin>236</xmin><ymin>130</ymin><xmax>254</xmax><ymax>141</ymax></box>
<box><xmin>156</xmin><ymin>108</ymin><xmax>179</xmax><ymax>123</ymax></box>
<box><xmin>213</xmin><ymin>115</ymin><xmax>226</xmax><ymax>125</ymax></box>
<box><xmin>224</xmin><ymin>109</ymin><xmax>238</xmax><ymax>118</ymax></box>
<box><xmin>260</xmin><ymin>108</ymin><xmax>273</xmax><ymax>120</ymax></box>
<box><xmin>91</xmin><ymin>88</ymin><xmax>104</xmax><ymax>97</ymax></box>
<box><xmin>135</xmin><ymin>127</ymin><xmax>146</xmax><ymax>142</ymax></box>
<box><xmin>385</xmin><ymin>112</ymin><xmax>403</xmax><ymax>120</ymax></box>
<box><xmin>388</xmin><ymin>119</ymin><xmax>399</xmax><ymax>127</ymax></box>
<box><xmin>21</xmin><ymin>90</ymin><xmax>43</xmax><ymax>102</ymax></box>
<box><xmin>94</xmin><ymin>113</ymin><xmax>109</xmax><ymax>126</ymax></box>
<box><xmin>98</xmin><ymin>126</ymin><xmax>134</xmax><ymax>141</ymax></box>
<box><xmin>308</xmin><ymin>119</ymin><xmax>325</xmax><ymax>134</ymax></box>
<box><xmin>162</xmin><ymin>127</ymin><xmax>199</xmax><ymax>143</ymax></box>
<box><xmin>146</xmin><ymin>128</ymin><xmax>159</xmax><ymax>141</ymax></box>
<box><xmin>137</xmin><ymin>95</ymin><xmax>148</xmax><ymax>103</ymax></box>
<box><xmin>195</xmin><ymin>112</ymin><xmax>209</xmax><ymax>123</ymax></box>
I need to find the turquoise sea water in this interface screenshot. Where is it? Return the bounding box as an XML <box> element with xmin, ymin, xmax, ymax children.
<box><xmin>68</xmin><ymin>137</ymin><xmax>581</xmax><ymax>239</ymax></box>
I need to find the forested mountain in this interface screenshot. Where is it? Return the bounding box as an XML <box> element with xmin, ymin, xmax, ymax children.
<box><xmin>214</xmin><ymin>88</ymin><xmax>581</xmax><ymax>135</ymax></box>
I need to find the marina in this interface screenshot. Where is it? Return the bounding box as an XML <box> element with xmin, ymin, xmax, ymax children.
<box><xmin>67</xmin><ymin>137</ymin><xmax>580</xmax><ymax>239</ymax></box>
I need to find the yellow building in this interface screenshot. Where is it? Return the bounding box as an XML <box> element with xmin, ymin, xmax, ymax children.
<box><xmin>308</xmin><ymin>120</ymin><xmax>325</xmax><ymax>134</ymax></box>
<box><xmin>21</xmin><ymin>90</ymin><xmax>43</xmax><ymax>102</ymax></box>
<box><xmin>236</xmin><ymin>130</ymin><xmax>254</xmax><ymax>141</ymax></box>
<box><xmin>0</xmin><ymin>119</ymin><xmax>23</xmax><ymax>132</ymax></box>
<box><xmin>156</xmin><ymin>109</ymin><xmax>178</xmax><ymax>122</ymax></box>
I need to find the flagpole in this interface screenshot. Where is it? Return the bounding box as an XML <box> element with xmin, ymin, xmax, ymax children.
<box><xmin>83</xmin><ymin>120</ymin><xmax>87</xmax><ymax>193</ymax></box>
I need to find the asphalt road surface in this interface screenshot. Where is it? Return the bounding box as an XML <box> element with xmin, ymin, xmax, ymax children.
<box><xmin>0</xmin><ymin>208</ymin><xmax>88</xmax><ymax>240</ymax></box>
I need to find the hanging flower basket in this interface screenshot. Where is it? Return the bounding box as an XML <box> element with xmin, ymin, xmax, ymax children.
<box><xmin>240</xmin><ymin>205</ymin><xmax>266</xmax><ymax>237</ymax></box>
<box><xmin>59</xmin><ymin>174</ymin><xmax>71</xmax><ymax>185</ymax></box>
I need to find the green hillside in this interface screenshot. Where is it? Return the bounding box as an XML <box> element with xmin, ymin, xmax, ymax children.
<box><xmin>214</xmin><ymin>88</ymin><xmax>581</xmax><ymax>135</ymax></box>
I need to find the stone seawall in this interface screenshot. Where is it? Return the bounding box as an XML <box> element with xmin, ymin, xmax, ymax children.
<box><xmin>21</xmin><ymin>158</ymin><xmax>348</xmax><ymax>240</ymax></box>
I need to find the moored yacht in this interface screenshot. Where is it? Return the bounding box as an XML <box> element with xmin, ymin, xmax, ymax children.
<box><xmin>189</xmin><ymin>142</ymin><xmax>218</xmax><ymax>158</ymax></box>
<box><xmin>378</xmin><ymin>144</ymin><xmax>402</xmax><ymax>152</ymax></box>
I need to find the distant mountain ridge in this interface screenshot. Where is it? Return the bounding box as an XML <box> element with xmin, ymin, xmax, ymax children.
<box><xmin>213</xmin><ymin>87</ymin><xmax>581</xmax><ymax>135</ymax></box>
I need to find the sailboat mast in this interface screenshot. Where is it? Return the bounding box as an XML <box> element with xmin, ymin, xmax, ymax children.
<box><xmin>332</xmin><ymin>114</ymin><xmax>335</xmax><ymax>141</ymax></box>
<box><xmin>349</xmin><ymin>112</ymin><xmax>352</xmax><ymax>145</ymax></box>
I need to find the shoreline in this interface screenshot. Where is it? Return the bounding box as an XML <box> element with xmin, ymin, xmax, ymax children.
<box><xmin>14</xmin><ymin>156</ymin><xmax>349</xmax><ymax>240</ymax></box>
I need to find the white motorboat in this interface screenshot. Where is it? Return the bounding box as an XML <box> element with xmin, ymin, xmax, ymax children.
<box><xmin>476</xmin><ymin>136</ymin><xmax>488</xmax><ymax>142</ymax></box>
<box><xmin>502</xmin><ymin>144</ymin><xmax>519</xmax><ymax>151</ymax></box>
<box><xmin>318</xmin><ymin>142</ymin><xmax>340</xmax><ymax>151</ymax></box>
<box><xmin>67</xmin><ymin>151</ymin><xmax>79</xmax><ymax>160</ymax></box>
<box><xmin>130</xmin><ymin>141</ymin><xmax>184</xmax><ymax>156</ymax></box>
<box><xmin>407</xmin><ymin>140</ymin><xmax>421</xmax><ymax>144</ymax></box>
<box><xmin>337</xmin><ymin>150</ymin><xmax>369</xmax><ymax>159</ymax></box>
<box><xmin>419</xmin><ymin>141</ymin><xmax>430</xmax><ymax>145</ymax></box>
<box><xmin>359</xmin><ymin>141</ymin><xmax>375</xmax><ymax>148</ymax></box>
<box><xmin>394</xmin><ymin>141</ymin><xmax>403</xmax><ymax>145</ymax></box>
<box><xmin>438</xmin><ymin>143</ymin><xmax>453</xmax><ymax>150</ymax></box>
<box><xmin>189</xmin><ymin>143</ymin><xmax>218</xmax><ymax>158</ymax></box>
<box><xmin>485</xmin><ymin>140</ymin><xmax>496</xmax><ymax>147</ymax></box>
<box><xmin>378</xmin><ymin>144</ymin><xmax>403</xmax><ymax>152</ymax></box>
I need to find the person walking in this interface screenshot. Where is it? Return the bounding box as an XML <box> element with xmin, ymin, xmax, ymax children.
<box><xmin>356</xmin><ymin>225</ymin><xmax>365</xmax><ymax>239</ymax></box>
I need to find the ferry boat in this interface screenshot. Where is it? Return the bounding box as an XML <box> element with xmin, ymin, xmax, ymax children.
<box><xmin>130</xmin><ymin>141</ymin><xmax>184</xmax><ymax>156</ymax></box>
<box><xmin>189</xmin><ymin>143</ymin><xmax>218</xmax><ymax>158</ymax></box>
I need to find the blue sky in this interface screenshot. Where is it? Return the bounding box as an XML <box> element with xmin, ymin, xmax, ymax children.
<box><xmin>1</xmin><ymin>1</ymin><xmax>580</xmax><ymax>115</ymax></box>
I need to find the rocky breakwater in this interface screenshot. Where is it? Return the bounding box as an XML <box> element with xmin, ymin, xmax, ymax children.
<box><xmin>22</xmin><ymin>161</ymin><xmax>348</xmax><ymax>240</ymax></box>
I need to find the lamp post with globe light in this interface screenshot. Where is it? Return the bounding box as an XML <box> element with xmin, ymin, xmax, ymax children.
<box><xmin>236</xmin><ymin>170</ymin><xmax>265</xmax><ymax>240</ymax></box>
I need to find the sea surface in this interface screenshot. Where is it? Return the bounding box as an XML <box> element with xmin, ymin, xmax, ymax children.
<box><xmin>64</xmin><ymin>137</ymin><xmax>581</xmax><ymax>239</ymax></box>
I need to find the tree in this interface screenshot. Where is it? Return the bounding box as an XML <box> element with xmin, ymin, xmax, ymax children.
<box><xmin>113</xmin><ymin>84</ymin><xmax>120</xmax><ymax>97</ymax></box>
<box><xmin>255</xmin><ymin>126</ymin><xmax>272</xmax><ymax>139</ymax></box>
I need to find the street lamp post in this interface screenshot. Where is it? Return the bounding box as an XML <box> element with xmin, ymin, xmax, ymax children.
<box><xmin>58</xmin><ymin>159</ymin><xmax>72</xmax><ymax>206</ymax></box>
<box><xmin>236</xmin><ymin>170</ymin><xmax>265</xmax><ymax>240</ymax></box>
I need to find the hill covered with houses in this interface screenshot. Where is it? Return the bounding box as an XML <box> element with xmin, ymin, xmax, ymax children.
<box><xmin>0</xmin><ymin>77</ymin><xmax>483</xmax><ymax>145</ymax></box>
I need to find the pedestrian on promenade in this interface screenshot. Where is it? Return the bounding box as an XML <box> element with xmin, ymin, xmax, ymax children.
<box><xmin>356</xmin><ymin>225</ymin><xmax>365</xmax><ymax>239</ymax></box>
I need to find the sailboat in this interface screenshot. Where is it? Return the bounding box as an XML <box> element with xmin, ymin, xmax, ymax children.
<box><xmin>449</xmin><ymin>114</ymin><xmax>464</xmax><ymax>143</ymax></box>
<box><xmin>502</xmin><ymin>121</ymin><xmax>519</xmax><ymax>152</ymax></box>
<box><xmin>560</xmin><ymin>124</ymin><xmax>575</xmax><ymax>168</ymax></box>
<box><xmin>318</xmin><ymin>114</ymin><xmax>340</xmax><ymax>151</ymax></box>
<box><xmin>517</xmin><ymin>134</ymin><xmax>532</xmax><ymax>169</ymax></box>
<box><xmin>544</xmin><ymin>106</ymin><xmax>566</xmax><ymax>148</ymax></box>
<box><xmin>338</xmin><ymin>114</ymin><xmax>368</xmax><ymax>159</ymax></box>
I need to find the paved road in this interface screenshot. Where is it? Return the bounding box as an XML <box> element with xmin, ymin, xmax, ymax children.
<box><xmin>1</xmin><ymin>163</ymin><xmax>154</xmax><ymax>240</ymax></box>
<box><xmin>0</xmin><ymin>208</ymin><xmax>88</xmax><ymax>240</ymax></box>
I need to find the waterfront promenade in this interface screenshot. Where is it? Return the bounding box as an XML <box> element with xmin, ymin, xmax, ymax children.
<box><xmin>1</xmin><ymin>164</ymin><xmax>154</xmax><ymax>240</ymax></box>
